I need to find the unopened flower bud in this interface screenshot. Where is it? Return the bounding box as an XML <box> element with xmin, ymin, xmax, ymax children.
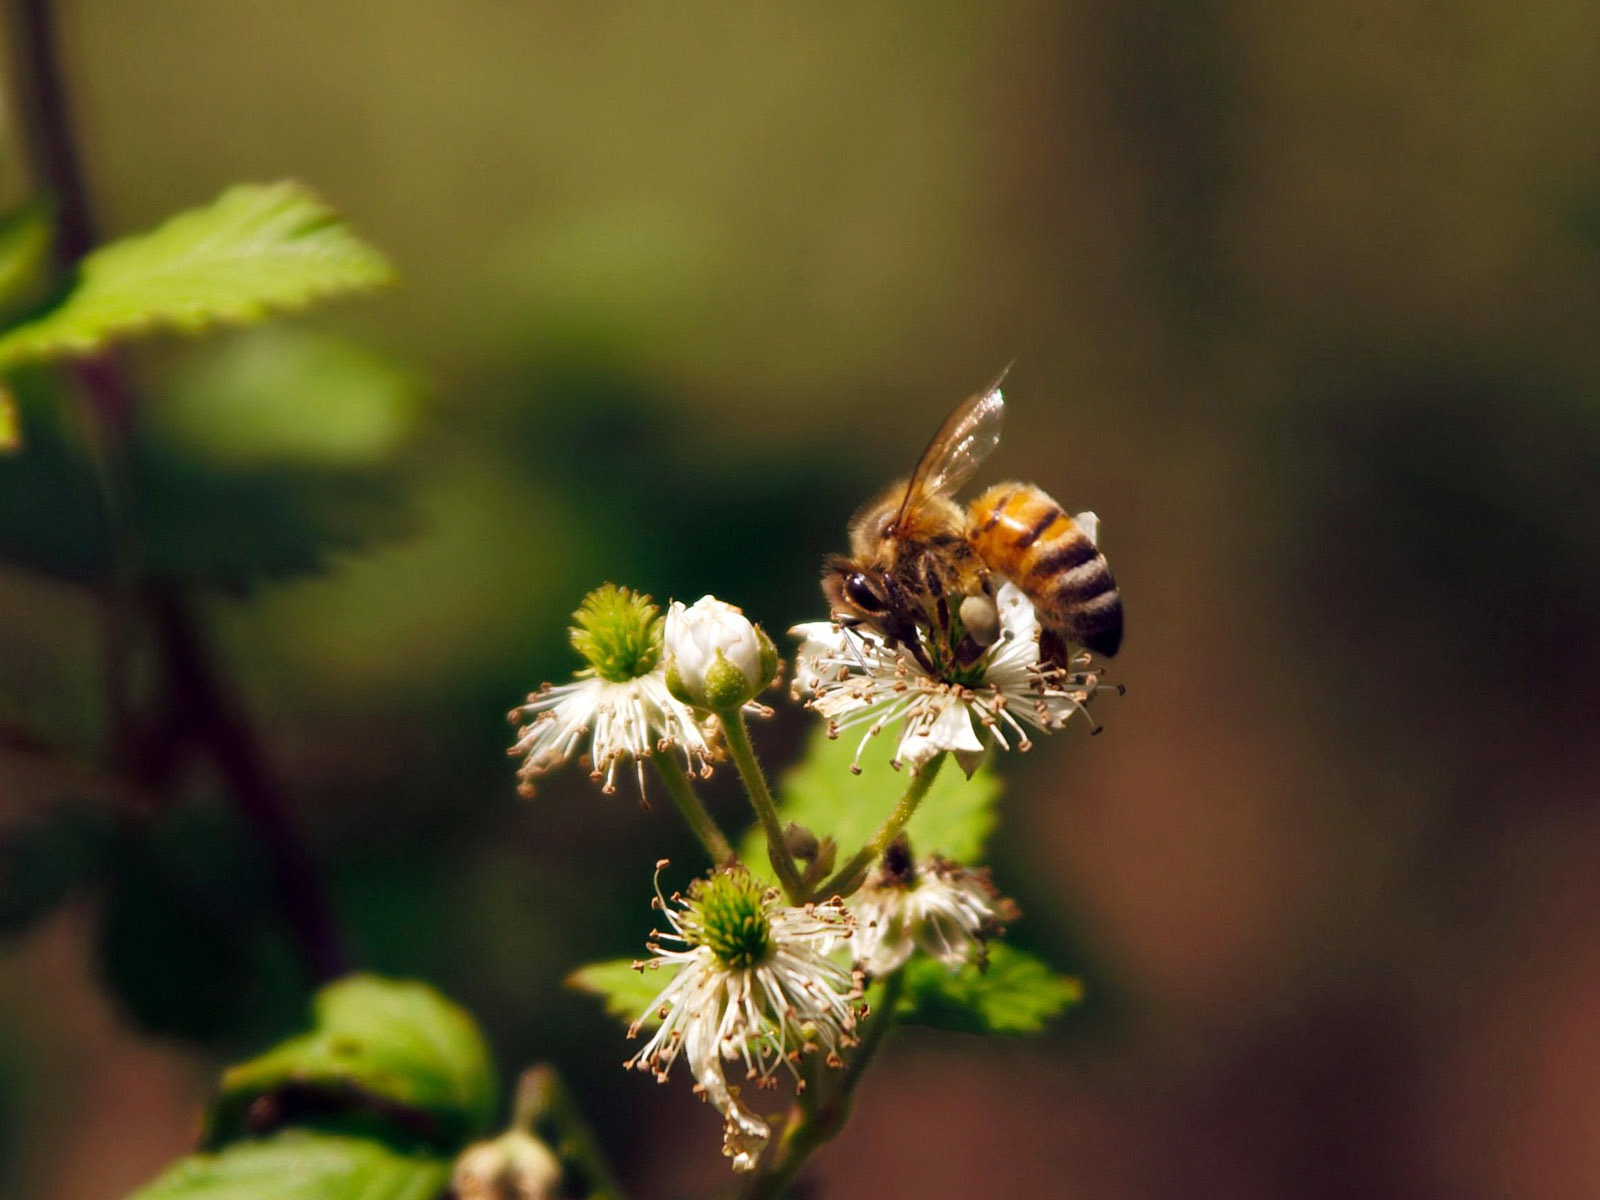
<box><xmin>452</xmin><ymin>1130</ymin><xmax>562</xmax><ymax>1200</ymax></box>
<box><xmin>664</xmin><ymin>596</ymin><xmax>778</xmax><ymax>710</ymax></box>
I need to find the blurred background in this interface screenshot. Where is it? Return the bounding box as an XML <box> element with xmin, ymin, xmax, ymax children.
<box><xmin>2</xmin><ymin>2</ymin><xmax>1600</xmax><ymax>1197</ymax></box>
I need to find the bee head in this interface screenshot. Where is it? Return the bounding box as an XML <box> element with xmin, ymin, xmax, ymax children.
<box><xmin>822</xmin><ymin>555</ymin><xmax>891</xmax><ymax>618</ymax></box>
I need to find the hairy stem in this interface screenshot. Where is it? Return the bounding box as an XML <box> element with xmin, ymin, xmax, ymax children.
<box><xmin>719</xmin><ymin>709</ymin><xmax>805</xmax><ymax>902</ymax></box>
<box><xmin>651</xmin><ymin>751</ymin><xmax>734</xmax><ymax>865</ymax></box>
<box><xmin>814</xmin><ymin>753</ymin><xmax>946</xmax><ymax>900</ymax></box>
<box><xmin>740</xmin><ymin>970</ymin><xmax>906</xmax><ymax>1200</ymax></box>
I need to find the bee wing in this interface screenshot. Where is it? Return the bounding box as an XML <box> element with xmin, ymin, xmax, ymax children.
<box><xmin>1073</xmin><ymin>511</ymin><xmax>1099</xmax><ymax>546</ymax></box>
<box><xmin>893</xmin><ymin>376</ymin><xmax>1007</xmax><ymax>528</ymax></box>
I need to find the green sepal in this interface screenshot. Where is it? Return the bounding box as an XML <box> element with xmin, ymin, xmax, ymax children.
<box><xmin>703</xmin><ymin>648</ymin><xmax>756</xmax><ymax>710</ymax></box>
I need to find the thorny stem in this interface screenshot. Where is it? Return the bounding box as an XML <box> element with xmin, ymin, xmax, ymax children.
<box><xmin>513</xmin><ymin>1066</ymin><xmax>630</xmax><ymax>1200</ymax></box>
<box><xmin>739</xmin><ymin>969</ymin><xmax>907</xmax><ymax>1200</ymax></box>
<box><xmin>2</xmin><ymin>0</ymin><xmax>349</xmax><ymax>982</ymax></box>
<box><xmin>814</xmin><ymin>753</ymin><xmax>947</xmax><ymax>901</ymax></box>
<box><xmin>650</xmin><ymin>751</ymin><xmax>734</xmax><ymax>865</ymax></box>
<box><xmin>719</xmin><ymin>708</ymin><xmax>806</xmax><ymax>902</ymax></box>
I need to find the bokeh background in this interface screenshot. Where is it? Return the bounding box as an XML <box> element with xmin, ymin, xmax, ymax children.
<box><xmin>3</xmin><ymin>2</ymin><xmax>1600</xmax><ymax>1198</ymax></box>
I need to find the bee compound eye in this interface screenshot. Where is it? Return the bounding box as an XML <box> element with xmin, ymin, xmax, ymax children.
<box><xmin>845</xmin><ymin>573</ymin><xmax>883</xmax><ymax>612</ymax></box>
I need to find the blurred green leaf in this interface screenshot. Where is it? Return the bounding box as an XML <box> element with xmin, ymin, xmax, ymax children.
<box><xmin>131</xmin><ymin>445</ymin><xmax>416</xmax><ymax>590</ymax></box>
<box><xmin>0</xmin><ymin>369</ymin><xmax>110</xmax><ymax>579</ymax></box>
<box><xmin>0</xmin><ymin>182</ymin><xmax>394</xmax><ymax>369</ymax></box>
<box><xmin>895</xmin><ymin>944</ymin><xmax>1083</xmax><ymax>1036</ymax></box>
<box><xmin>209</xmin><ymin>976</ymin><xmax>497</xmax><ymax>1149</ymax></box>
<box><xmin>0</xmin><ymin>204</ymin><xmax>53</xmax><ymax>323</ymax></box>
<box><xmin>567</xmin><ymin>958</ymin><xmax>675</xmax><ymax>1028</ymax></box>
<box><xmin>0</xmin><ymin>384</ymin><xmax>18</xmax><ymax>453</ymax></box>
<box><xmin>153</xmin><ymin>328</ymin><xmax>422</xmax><ymax>468</ymax></box>
<box><xmin>96</xmin><ymin>808</ymin><xmax>285</xmax><ymax>1043</ymax></box>
<box><xmin>739</xmin><ymin>724</ymin><xmax>1000</xmax><ymax>873</ymax></box>
<box><xmin>126</xmin><ymin>1131</ymin><xmax>449</xmax><ymax>1200</ymax></box>
<box><xmin>0</xmin><ymin>800</ymin><xmax>112</xmax><ymax>936</ymax></box>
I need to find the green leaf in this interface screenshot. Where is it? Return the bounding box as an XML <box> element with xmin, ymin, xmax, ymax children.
<box><xmin>0</xmin><ymin>182</ymin><xmax>395</xmax><ymax>369</ymax></box>
<box><xmin>739</xmin><ymin>723</ymin><xmax>1001</xmax><ymax>872</ymax></box>
<box><xmin>209</xmin><ymin>975</ymin><xmax>497</xmax><ymax>1149</ymax></box>
<box><xmin>127</xmin><ymin>1131</ymin><xmax>449</xmax><ymax>1200</ymax></box>
<box><xmin>567</xmin><ymin>957</ymin><xmax>676</xmax><ymax>1028</ymax></box>
<box><xmin>895</xmin><ymin>943</ymin><xmax>1083</xmax><ymax>1036</ymax></box>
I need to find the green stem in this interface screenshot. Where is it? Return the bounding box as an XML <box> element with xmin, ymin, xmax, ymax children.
<box><xmin>513</xmin><ymin>1065</ymin><xmax>630</xmax><ymax>1200</ymax></box>
<box><xmin>719</xmin><ymin>708</ymin><xmax>805</xmax><ymax>902</ymax></box>
<box><xmin>651</xmin><ymin>751</ymin><xmax>734</xmax><ymax>865</ymax></box>
<box><xmin>814</xmin><ymin>754</ymin><xmax>946</xmax><ymax>900</ymax></box>
<box><xmin>740</xmin><ymin>970</ymin><xmax>906</xmax><ymax>1200</ymax></box>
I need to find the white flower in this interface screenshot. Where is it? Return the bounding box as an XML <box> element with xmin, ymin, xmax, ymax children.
<box><xmin>791</xmin><ymin>581</ymin><xmax>1104</xmax><ymax>776</ymax></box>
<box><xmin>509</xmin><ymin>585</ymin><xmax>715</xmax><ymax>796</ymax></box>
<box><xmin>626</xmin><ymin>864</ymin><xmax>861</xmax><ymax>1173</ymax></box>
<box><xmin>664</xmin><ymin>595</ymin><xmax>778</xmax><ymax>710</ymax></box>
<box><xmin>851</xmin><ymin>841</ymin><xmax>1015</xmax><ymax>977</ymax></box>
<box><xmin>452</xmin><ymin>1129</ymin><xmax>562</xmax><ymax>1200</ymax></box>
<box><xmin>510</xmin><ymin>672</ymin><xmax>714</xmax><ymax>796</ymax></box>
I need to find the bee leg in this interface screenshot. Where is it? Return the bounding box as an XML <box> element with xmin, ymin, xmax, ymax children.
<box><xmin>953</xmin><ymin>633</ymin><xmax>987</xmax><ymax>668</ymax></box>
<box><xmin>1039</xmin><ymin>627</ymin><xmax>1072</xmax><ymax>671</ymax></box>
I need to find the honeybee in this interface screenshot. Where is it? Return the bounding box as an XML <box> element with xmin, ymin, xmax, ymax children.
<box><xmin>823</xmin><ymin>379</ymin><xmax>1122</xmax><ymax>671</ymax></box>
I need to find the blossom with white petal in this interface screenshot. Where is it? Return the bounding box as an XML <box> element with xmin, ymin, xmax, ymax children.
<box><xmin>791</xmin><ymin>581</ymin><xmax>1105</xmax><ymax>776</ymax></box>
<box><xmin>509</xmin><ymin>585</ymin><xmax>715</xmax><ymax>796</ymax></box>
<box><xmin>664</xmin><ymin>595</ymin><xmax>778</xmax><ymax>710</ymax></box>
<box><xmin>626</xmin><ymin>864</ymin><xmax>862</xmax><ymax>1173</ymax></box>
<box><xmin>851</xmin><ymin>838</ymin><xmax>1016</xmax><ymax>977</ymax></box>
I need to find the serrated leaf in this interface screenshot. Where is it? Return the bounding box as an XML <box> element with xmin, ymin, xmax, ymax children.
<box><xmin>127</xmin><ymin>1131</ymin><xmax>449</xmax><ymax>1200</ymax></box>
<box><xmin>895</xmin><ymin>943</ymin><xmax>1083</xmax><ymax>1036</ymax></box>
<box><xmin>131</xmin><ymin>445</ymin><xmax>416</xmax><ymax>590</ymax></box>
<box><xmin>739</xmin><ymin>723</ymin><xmax>1000</xmax><ymax>873</ymax></box>
<box><xmin>567</xmin><ymin>957</ymin><xmax>677</xmax><ymax>1028</ymax></box>
<box><xmin>0</xmin><ymin>182</ymin><xmax>394</xmax><ymax>369</ymax></box>
<box><xmin>209</xmin><ymin>975</ymin><xmax>497</xmax><ymax>1149</ymax></box>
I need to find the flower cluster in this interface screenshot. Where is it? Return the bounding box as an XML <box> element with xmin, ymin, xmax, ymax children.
<box><xmin>791</xmin><ymin>581</ymin><xmax>1105</xmax><ymax>776</ymax></box>
<box><xmin>508</xmin><ymin>588</ymin><xmax>778</xmax><ymax>798</ymax></box>
<box><xmin>626</xmin><ymin>865</ymin><xmax>862</xmax><ymax>1171</ymax></box>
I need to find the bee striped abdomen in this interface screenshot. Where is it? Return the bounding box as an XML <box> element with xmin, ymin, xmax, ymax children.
<box><xmin>969</xmin><ymin>483</ymin><xmax>1124</xmax><ymax>658</ymax></box>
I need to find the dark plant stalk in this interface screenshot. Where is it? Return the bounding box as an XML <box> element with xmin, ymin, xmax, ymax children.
<box><xmin>3</xmin><ymin>0</ymin><xmax>349</xmax><ymax>982</ymax></box>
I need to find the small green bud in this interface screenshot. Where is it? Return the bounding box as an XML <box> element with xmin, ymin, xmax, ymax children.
<box><xmin>568</xmin><ymin>584</ymin><xmax>662</xmax><ymax>682</ymax></box>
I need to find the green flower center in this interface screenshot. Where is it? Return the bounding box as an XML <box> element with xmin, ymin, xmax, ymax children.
<box><xmin>684</xmin><ymin>870</ymin><xmax>773</xmax><ymax>969</ymax></box>
<box><xmin>569</xmin><ymin>584</ymin><xmax>662</xmax><ymax>682</ymax></box>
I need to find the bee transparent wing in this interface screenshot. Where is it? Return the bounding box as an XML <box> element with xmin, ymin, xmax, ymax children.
<box><xmin>1073</xmin><ymin>511</ymin><xmax>1099</xmax><ymax>546</ymax></box>
<box><xmin>893</xmin><ymin>378</ymin><xmax>1006</xmax><ymax>528</ymax></box>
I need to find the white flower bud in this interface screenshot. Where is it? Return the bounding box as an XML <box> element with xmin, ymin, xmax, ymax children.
<box><xmin>452</xmin><ymin>1130</ymin><xmax>562</xmax><ymax>1200</ymax></box>
<box><xmin>664</xmin><ymin>596</ymin><xmax>777</xmax><ymax>710</ymax></box>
